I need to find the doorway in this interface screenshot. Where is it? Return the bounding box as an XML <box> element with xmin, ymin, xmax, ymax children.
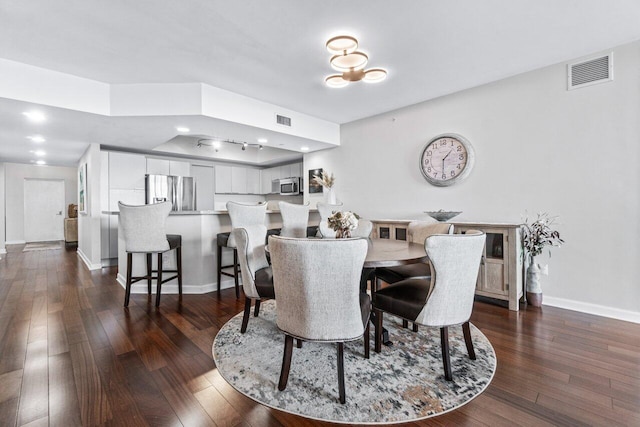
<box><xmin>24</xmin><ymin>179</ymin><xmax>65</xmax><ymax>242</ymax></box>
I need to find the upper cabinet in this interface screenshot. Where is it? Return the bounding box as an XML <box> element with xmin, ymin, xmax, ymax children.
<box><xmin>215</xmin><ymin>165</ymin><xmax>232</xmax><ymax>193</ymax></box>
<box><xmin>246</xmin><ymin>168</ymin><xmax>261</xmax><ymax>194</ymax></box>
<box><xmin>146</xmin><ymin>158</ymin><xmax>191</xmax><ymax>176</ymax></box>
<box><xmin>231</xmin><ymin>166</ymin><xmax>247</xmax><ymax>194</ymax></box>
<box><xmin>109</xmin><ymin>152</ymin><xmax>146</xmax><ymax>190</ymax></box>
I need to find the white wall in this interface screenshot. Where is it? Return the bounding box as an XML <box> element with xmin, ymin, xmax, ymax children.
<box><xmin>305</xmin><ymin>40</ymin><xmax>640</xmax><ymax>320</ymax></box>
<box><xmin>0</xmin><ymin>164</ymin><xmax>5</xmax><ymax>254</ymax></box>
<box><xmin>77</xmin><ymin>144</ymin><xmax>103</xmax><ymax>269</ymax></box>
<box><xmin>5</xmin><ymin>162</ymin><xmax>77</xmax><ymax>244</ymax></box>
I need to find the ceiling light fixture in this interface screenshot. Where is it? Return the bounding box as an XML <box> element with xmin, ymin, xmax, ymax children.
<box><xmin>30</xmin><ymin>150</ymin><xmax>46</xmax><ymax>156</ymax></box>
<box><xmin>257</xmin><ymin>138</ymin><xmax>268</xmax><ymax>143</ymax></box>
<box><xmin>23</xmin><ymin>110</ymin><xmax>47</xmax><ymax>123</ymax></box>
<box><xmin>176</xmin><ymin>126</ymin><xmax>190</xmax><ymax>133</ymax></box>
<box><xmin>27</xmin><ymin>135</ymin><xmax>46</xmax><ymax>143</ymax></box>
<box><xmin>36</xmin><ymin>160</ymin><xmax>46</xmax><ymax>165</ymax></box>
<box><xmin>325</xmin><ymin>35</ymin><xmax>387</xmax><ymax>88</ymax></box>
<box><xmin>197</xmin><ymin>138</ymin><xmax>265</xmax><ymax>153</ymax></box>
<box><xmin>300</xmin><ymin>146</ymin><xmax>309</xmax><ymax>152</ymax></box>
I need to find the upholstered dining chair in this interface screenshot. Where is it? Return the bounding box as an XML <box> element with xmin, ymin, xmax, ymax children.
<box><xmin>232</xmin><ymin>225</ymin><xmax>274</xmax><ymax>333</ymax></box>
<box><xmin>217</xmin><ymin>201</ymin><xmax>267</xmax><ymax>298</ymax></box>
<box><xmin>118</xmin><ymin>201</ymin><xmax>183</xmax><ymax>307</ymax></box>
<box><xmin>319</xmin><ymin>218</ymin><xmax>373</xmax><ymax>239</ymax></box>
<box><xmin>278</xmin><ymin>201</ymin><xmax>310</xmax><ymax>238</ymax></box>
<box><xmin>316</xmin><ymin>202</ymin><xmax>343</xmax><ymax>238</ymax></box>
<box><xmin>269</xmin><ymin>236</ymin><xmax>370</xmax><ymax>404</ymax></box>
<box><xmin>372</xmin><ymin>231</ymin><xmax>485</xmax><ymax>381</ymax></box>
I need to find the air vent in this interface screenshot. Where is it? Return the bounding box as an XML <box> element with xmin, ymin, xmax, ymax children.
<box><xmin>568</xmin><ymin>53</ymin><xmax>613</xmax><ymax>90</ymax></box>
<box><xmin>276</xmin><ymin>114</ymin><xmax>291</xmax><ymax>127</ymax></box>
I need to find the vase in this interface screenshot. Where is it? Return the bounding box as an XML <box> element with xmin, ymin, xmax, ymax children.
<box><xmin>335</xmin><ymin>228</ymin><xmax>351</xmax><ymax>239</ymax></box>
<box><xmin>526</xmin><ymin>257</ymin><xmax>543</xmax><ymax>307</ymax></box>
<box><xmin>325</xmin><ymin>187</ymin><xmax>336</xmax><ymax>204</ymax></box>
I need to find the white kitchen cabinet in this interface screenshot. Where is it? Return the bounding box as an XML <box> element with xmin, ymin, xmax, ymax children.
<box><xmin>191</xmin><ymin>165</ymin><xmax>215</xmax><ymax>210</ymax></box>
<box><xmin>146</xmin><ymin>158</ymin><xmax>171</xmax><ymax>175</ymax></box>
<box><xmin>169</xmin><ymin>160</ymin><xmax>191</xmax><ymax>177</ymax></box>
<box><xmin>279</xmin><ymin>164</ymin><xmax>292</xmax><ymax>179</ymax></box>
<box><xmin>231</xmin><ymin>166</ymin><xmax>247</xmax><ymax>194</ymax></box>
<box><xmin>246</xmin><ymin>168</ymin><xmax>260</xmax><ymax>194</ymax></box>
<box><xmin>215</xmin><ymin>165</ymin><xmax>232</xmax><ymax>193</ymax></box>
<box><xmin>260</xmin><ymin>168</ymin><xmax>271</xmax><ymax>194</ymax></box>
<box><xmin>109</xmin><ymin>152</ymin><xmax>146</xmax><ymax>190</ymax></box>
<box><xmin>291</xmin><ymin>162</ymin><xmax>302</xmax><ymax>178</ymax></box>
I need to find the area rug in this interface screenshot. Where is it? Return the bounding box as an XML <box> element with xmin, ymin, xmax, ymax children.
<box><xmin>213</xmin><ymin>300</ymin><xmax>496</xmax><ymax>424</ymax></box>
<box><xmin>23</xmin><ymin>241</ymin><xmax>62</xmax><ymax>252</ymax></box>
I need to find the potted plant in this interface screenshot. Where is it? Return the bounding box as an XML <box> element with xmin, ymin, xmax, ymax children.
<box><xmin>312</xmin><ymin>171</ymin><xmax>336</xmax><ymax>204</ymax></box>
<box><xmin>327</xmin><ymin>210</ymin><xmax>359</xmax><ymax>238</ymax></box>
<box><xmin>521</xmin><ymin>212</ymin><xmax>564</xmax><ymax>306</ymax></box>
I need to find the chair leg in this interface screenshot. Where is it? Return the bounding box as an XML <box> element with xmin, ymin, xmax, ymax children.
<box><xmin>176</xmin><ymin>247</ymin><xmax>183</xmax><ymax>296</ymax></box>
<box><xmin>296</xmin><ymin>339</ymin><xmax>303</xmax><ymax>348</ymax></box>
<box><xmin>462</xmin><ymin>321</ymin><xmax>476</xmax><ymax>360</ymax></box>
<box><xmin>155</xmin><ymin>253</ymin><xmax>163</xmax><ymax>307</ymax></box>
<box><xmin>254</xmin><ymin>298</ymin><xmax>261</xmax><ymax>317</ymax></box>
<box><xmin>124</xmin><ymin>252</ymin><xmax>133</xmax><ymax>307</ymax></box>
<box><xmin>364</xmin><ymin>321</ymin><xmax>370</xmax><ymax>359</ymax></box>
<box><xmin>337</xmin><ymin>342</ymin><xmax>346</xmax><ymax>404</ymax></box>
<box><xmin>233</xmin><ymin>249</ymin><xmax>240</xmax><ymax>299</ymax></box>
<box><xmin>146</xmin><ymin>253</ymin><xmax>152</xmax><ymax>295</ymax></box>
<box><xmin>440</xmin><ymin>327</ymin><xmax>453</xmax><ymax>381</ymax></box>
<box><xmin>216</xmin><ymin>244</ymin><xmax>222</xmax><ymax>294</ymax></box>
<box><xmin>402</xmin><ymin>319</ymin><xmax>408</xmax><ymax>329</ymax></box>
<box><xmin>374</xmin><ymin>308</ymin><xmax>383</xmax><ymax>353</ymax></box>
<box><xmin>412</xmin><ymin>323</ymin><xmax>419</xmax><ymax>332</ymax></box>
<box><xmin>240</xmin><ymin>297</ymin><xmax>252</xmax><ymax>334</ymax></box>
<box><xmin>278</xmin><ymin>335</ymin><xmax>294</xmax><ymax>391</ymax></box>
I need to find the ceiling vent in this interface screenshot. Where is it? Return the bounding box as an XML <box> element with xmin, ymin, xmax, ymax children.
<box><xmin>568</xmin><ymin>53</ymin><xmax>613</xmax><ymax>90</ymax></box>
<box><xmin>276</xmin><ymin>114</ymin><xmax>292</xmax><ymax>127</ymax></box>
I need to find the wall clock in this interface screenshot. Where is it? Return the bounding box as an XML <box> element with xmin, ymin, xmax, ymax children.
<box><xmin>419</xmin><ymin>133</ymin><xmax>475</xmax><ymax>187</ymax></box>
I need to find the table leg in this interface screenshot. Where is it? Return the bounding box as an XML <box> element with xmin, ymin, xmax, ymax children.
<box><xmin>361</xmin><ymin>267</ymin><xmax>392</xmax><ymax>346</ymax></box>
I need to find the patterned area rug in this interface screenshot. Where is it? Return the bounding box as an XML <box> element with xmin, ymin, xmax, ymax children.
<box><xmin>23</xmin><ymin>241</ymin><xmax>62</xmax><ymax>252</ymax></box>
<box><xmin>213</xmin><ymin>300</ymin><xmax>496</xmax><ymax>424</ymax></box>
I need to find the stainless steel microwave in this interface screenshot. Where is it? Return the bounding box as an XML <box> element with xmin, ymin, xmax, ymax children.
<box><xmin>279</xmin><ymin>177</ymin><xmax>301</xmax><ymax>195</ymax></box>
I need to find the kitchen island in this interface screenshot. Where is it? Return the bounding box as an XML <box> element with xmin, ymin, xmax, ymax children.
<box><xmin>106</xmin><ymin>209</ymin><xmax>320</xmax><ymax>295</ymax></box>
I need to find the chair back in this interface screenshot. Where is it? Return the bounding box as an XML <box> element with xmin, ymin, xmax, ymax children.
<box><xmin>118</xmin><ymin>201</ymin><xmax>171</xmax><ymax>253</ymax></box>
<box><xmin>316</xmin><ymin>202</ymin><xmax>343</xmax><ymax>221</ymax></box>
<box><xmin>279</xmin><ymin>202</ymin><xmax>310</xmax><ymax>238</ymax></box>
<box><xmin>352</xmin><ymin>219</ymin><xmax>373</xmax><ymax>238</ymax></box>
<box><xmin>226</xmin><ymin>201</ymin><xmax>267</xmax><ymax>247</ymax></box>
<box><xmin>269</xmin><ymin>236</ymin><xmax>368</xmax><ymax>341</ymax></box>
<box><xmin>414</xmin><ymin>231</ymin><xmax>485</xmax><ymax>327</ymax></box>
<box><xmin>408</xmin><ymin>221</ymin><xmax>454</xmax><ymax>244</ymax></box>
<box><xmin>233</xmin><ymin>225</ymin><xmax>269</xmax><ymax>298</ymax></box>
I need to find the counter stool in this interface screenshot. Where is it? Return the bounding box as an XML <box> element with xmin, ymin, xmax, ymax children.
<box><xmin>217</xmin><ymin>201</ymin><xmax>267</xmax><ymax>298</ymax></box>
<box><xmin>118</xmin><ymin>201</ymin><xmax>183</xmax><ymax>307</ymax></box>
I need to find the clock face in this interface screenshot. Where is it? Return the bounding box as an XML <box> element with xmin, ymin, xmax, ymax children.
<box><xmin>419</xmin><ymin>134</ymin><xmax>474</xmax><ymax>186</ymax></box>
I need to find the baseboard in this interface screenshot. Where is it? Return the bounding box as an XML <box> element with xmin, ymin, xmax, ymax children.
<box><xmin>543</xmin><ymin>296</ymin><xmax>640</xmax><ymax>324</ymax></box>
<box><xmin>0</xmin><ymin>248</ymin><xmax>6</xmax><ymax>254</ymax></box>
<box><xmin>77</xmin><ymin>249</ymin><xmax>103</xmax><ymax>271</ymax></box>
<box><xmin>5</xmin><ymin>240</ymin><xmax>26</xmax><ymax>245</ymax></box>
<box><xmin>116</xmin><ymin>273</ymin><xmax>235</xmax><ymax>294</ymax></box>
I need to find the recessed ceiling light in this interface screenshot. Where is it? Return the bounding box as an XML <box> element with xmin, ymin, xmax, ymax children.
<box><xmin>176</xmin><ymin>126</ymin><xmax>190</xmax><ymax>133</ymax></box>
<box><xmin>301</xmin><ymin>146</ymin><xmax>310</xmax><ymax>152</ymax></box>
<box><xmin>32</xmin><ymin>150</ymin><xmax>46</xmax><ymax>156</ymax></box>
<box><xmin>257</xmin><ymin>138</ymin><xmax>268</xmax><ymax>143</ymax></box>
<box><xmin>27</xmin><ymin>135</ymin><xmax>46</xmax><ymax>143</ymax></box>
<box><xmin>23</xmin><ymin>111</ymin><xmax>46</xmax><ymax>123</ymax></box>
<box><xmin>36</xmin><ymin>160</ymin><xmax>46</xmax><ymax>165</ymax></box>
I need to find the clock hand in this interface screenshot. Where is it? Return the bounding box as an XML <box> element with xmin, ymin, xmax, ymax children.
<box><xmin>442</xmin><ymin>149</ymin><xmax>452</xmax><ymax>173</ymax></box>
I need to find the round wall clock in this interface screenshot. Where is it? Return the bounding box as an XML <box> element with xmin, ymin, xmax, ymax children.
<box><xmin>419</xmin><ymin>133</ymin><xmax>475</xmax><ymax>187</ymax></box>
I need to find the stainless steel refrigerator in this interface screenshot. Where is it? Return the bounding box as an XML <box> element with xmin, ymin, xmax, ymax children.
<box><xmin>145</xmin><ymin>174</ymin><xmax>196</xmax><ymax>211</ymax></box>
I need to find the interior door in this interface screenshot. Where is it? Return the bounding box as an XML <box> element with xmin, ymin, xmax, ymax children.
<box><xmin>24</xmin><ymin>179</ymin><xmax>65</xmax><ymax>242</ymax></box>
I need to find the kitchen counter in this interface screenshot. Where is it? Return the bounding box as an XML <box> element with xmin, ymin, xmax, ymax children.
<box><xmin>103</xmin><ymin>209</ymin><xmax>318</xmax><ymax>216</ymax></box>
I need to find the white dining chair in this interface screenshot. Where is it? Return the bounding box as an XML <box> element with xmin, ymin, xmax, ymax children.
<box><xmin>278</xmin><ymin>201</ymin><xmax>310</xmax><ymax>238</ymax></box>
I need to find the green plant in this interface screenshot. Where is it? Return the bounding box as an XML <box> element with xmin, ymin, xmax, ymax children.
<box><xmin>522</xmin><ymin>212</ymin><xmax>564</xmax><ymax>259</ymax></box>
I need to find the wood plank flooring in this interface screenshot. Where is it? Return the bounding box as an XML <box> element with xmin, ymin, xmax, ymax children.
<box><xmin>1</xmin><ymin>244</ymin><xmax>639</xmax><ymax>426</ymax></box>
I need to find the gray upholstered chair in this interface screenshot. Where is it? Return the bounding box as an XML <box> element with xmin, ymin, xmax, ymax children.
<box><xmin>316</xmin><ymin>202</ymin><xmax>343</xmax><ymax>238</ymax></box>
<box><xmin>217</xmin><ymin>201</ymin><xmax>267</xmax><ymax>298</ymax></box>
<box><xmin>278</xmin><ymin>201</ymin><xmax>310</xmax><ymax>238</ymax></box>
<box><xmin>376</xmin><ymin>221</ymin><xmax>454</xmax><ymax>285</ymax></box>
<box><xmin>233</xmin><ymin>225</ymin><xmax>274</xmax><ymax>333</ymax></box>
<box><xmin>118</xmin><ymin>201</ymin><xmax>182</xmax><ymax>307</ymax></box>
<box><xmin>269</xmin><ymin>236</ymin><xmax>370</xmax><ymax>404</ymax></box>
<box><xmin>319</xmin><ymin>217</ymin><xmax>373</xmax><ymax>239</ymax></box>
<box><xmin>372</xmin><ymin>231</ymin><xmax>485</xmax><ymax>381</ymax></box>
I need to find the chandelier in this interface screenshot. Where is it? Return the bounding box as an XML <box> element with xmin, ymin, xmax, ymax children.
<box><xmin>325</xmin><ymin>35</ymin><xmax>387</xmax><ymax>88</ymax></box>
<box><xmin>197</xmin><ymin>138</ymin><xmax>263</xmax><ymax>152</ymax></box>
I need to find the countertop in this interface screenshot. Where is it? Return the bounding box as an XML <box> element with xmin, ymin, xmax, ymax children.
<box><xmin>102</xmin><ymin>209</ymin><xmax>318</xmax><ymax>216</ymax></box>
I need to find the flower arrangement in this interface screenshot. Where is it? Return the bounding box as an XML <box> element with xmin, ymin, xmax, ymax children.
<box><xmin>312</xmin><ymin>171</ymin><xmax>335</xmax><ymax>189</ymax></box>
<box><xmin>522</xmin><ymin>212</ymin><xmax>564</xmax><ymax>261</ymax></box>
<box><xmin>328</xmin><ymin>211</ymin><xmax>359</xmax><ymax>238</ymax></box>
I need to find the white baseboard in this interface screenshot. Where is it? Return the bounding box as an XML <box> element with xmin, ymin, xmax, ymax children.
<box><xmin>5</xmin><ymin>240</ymin><xmax>26</xmax><ymax>245</ymax></box>
<box><xmin>116</xmin><ymin>273</ymin><xmax>236</xmax><ymax>294</ymax></box>
<box><xmin>0</xmin><ymin>248</ymin><xmax>6</xmax><ymax>254</ymax></box>
<box><xmin>543</xmin><ymin>296</ymin><xmax>640</xmax><ymax>324</ymax></box>
<box><xmin>77</xmin><ymin>249</ymin><xmax>103</xmax><ymax>271</ymax></box>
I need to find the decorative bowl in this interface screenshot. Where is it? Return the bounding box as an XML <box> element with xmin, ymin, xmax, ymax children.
<box><xmin>425</xmin><ymin>210</ymin><xmax>462</xmax><ymax>222</ymax></box>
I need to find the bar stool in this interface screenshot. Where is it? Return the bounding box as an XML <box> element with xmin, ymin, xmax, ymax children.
<box><xmin>217</xmin><ymin>201</ymin><xmax>267</xmax><ymax>298</ymax></box>
<box><xmin>118</xmin><ymin>201</ymin><xmax>183</xmax><ymax>307</ymax></box>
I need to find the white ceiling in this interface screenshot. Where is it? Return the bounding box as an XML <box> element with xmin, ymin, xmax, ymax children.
<box><xmin>2</xmin><ymin>0</ymin><xmax>640</xmax><ymax>167</ymax></box>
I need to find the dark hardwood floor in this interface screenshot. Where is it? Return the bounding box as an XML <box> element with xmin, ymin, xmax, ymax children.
<box><xmin>1</xmin><ymin>244</ymin><xmax>639</xmax><ymax>426</ymax></box>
